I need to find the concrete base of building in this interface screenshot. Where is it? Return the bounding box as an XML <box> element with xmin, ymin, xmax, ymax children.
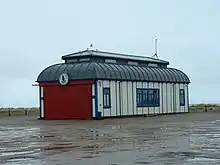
<box><xmin>93</xmin><ymin>112</ymin><xmax>189</xmax><ymax>120</ymax></box>
<box><xmin>144</xmin><ymin>111</ymin><xmax>189</xmax><ymax>117</ymax></box>
<box><xmin>38</xmin><ymin>112</ymin><xmax>189</xmax><ymax>120</ymax></box>
<box><xmin>38</xmin><ymin>117</ymin><xmax>92</xmax><ymax>120</ymax></box>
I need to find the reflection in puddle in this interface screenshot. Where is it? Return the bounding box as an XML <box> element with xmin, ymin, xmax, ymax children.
<box><xmin>187</xmin><ymin>157</ymin><xmax>220</xmax><ymax>162</ymax></box>
<box><xmin>1</xmin><ymin>150</ymin><xmax>36</xmax><ymax>157</ymax></box>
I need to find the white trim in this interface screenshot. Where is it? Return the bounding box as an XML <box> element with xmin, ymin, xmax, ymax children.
<box><xmin>92</xmin><ymin>84</ymin><xmax>96</xmax><ymax>118</ymax></box>
<box><xmin>40</xmin><ymin>87</ymin><xmax>44</xmax><ymax>118</ymax></box>
<box><xmin>92</xmin><ymin>84</ymin><xmax>95</xmax><ymax>96</ymax></box>
<box><xmin>41</xmin><ymin>87</ymin><xmax>44</xmax><ymax>98</ymax></box>
<box><xmin>92</xmin><ymin>99</ymin><xmax>96</xmax><ymax>118</ymax></box>
<box><xmin>41</xmin><ymin>100</ymin><xmax>44</xmax><ymax>118</ymax></box>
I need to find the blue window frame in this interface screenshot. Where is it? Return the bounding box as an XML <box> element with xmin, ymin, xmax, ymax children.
<box><xmin>180</xmin><ymin>89</ymin><xmax>185</xmax><ymax>106</ymax></box>
<box><xmin>137</xmin><ymin>88</ymin><xmax>143</xmax><ymax>107</ymax></box>
<box><xmin>136</xmin><ymin>88</ymin><xmax>160</xmax><ymax>107</ymax></box>
<box><xmin>103</xmin><ymin>87</ymin><xmax>111</xmax><ymax>108</ymax></box>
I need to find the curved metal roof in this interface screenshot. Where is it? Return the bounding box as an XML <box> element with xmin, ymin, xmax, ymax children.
<box><xmin>37</xmin><ymin>62</ymin><xmax>190</xmax><ymax>83</ymax></box>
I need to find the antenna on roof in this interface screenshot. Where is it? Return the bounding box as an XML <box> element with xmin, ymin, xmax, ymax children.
<box><xmin>87</xmin><ymin>44</ymin><xmax>99</xmax><ymax>51</ymax></box>
<box><xmin>87</xmin><ymin>44</ymin><xmax>96</xmax><ymax>51</ymax></box>
<box><xmin>152</xmin><ymin>38</ymin><xmax>159</xmax><ymax>59</ymax></box>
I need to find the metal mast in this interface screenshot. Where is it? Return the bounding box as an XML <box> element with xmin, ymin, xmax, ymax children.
<box><xmin>152</xmin><ymin>38</ymin><xmax>159</xmax><ymax>59</ymax></box>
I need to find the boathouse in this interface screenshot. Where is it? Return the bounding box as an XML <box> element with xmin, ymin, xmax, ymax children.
<box><xmin>36</xmin><ymin>49</ymin><xmax>190</xmax><ymax>119</ymax></box>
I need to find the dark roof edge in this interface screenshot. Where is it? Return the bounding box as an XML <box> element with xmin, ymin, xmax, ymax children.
<box><xmin>37</xmin><ymin>79</ymin><xmax>190</xmax><ymax>84</ymax></box>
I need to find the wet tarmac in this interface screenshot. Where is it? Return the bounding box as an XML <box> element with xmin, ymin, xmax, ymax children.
<box><xmin>1</xmin><ymin>112</ymin><xmax>220</xmax><ymax>165</ymax></box>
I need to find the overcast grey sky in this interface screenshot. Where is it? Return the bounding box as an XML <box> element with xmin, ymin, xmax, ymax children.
<box><xmin>0</xmin><ymin>0</ymin><xmax>219</xmax><ymax>107</ymax></box>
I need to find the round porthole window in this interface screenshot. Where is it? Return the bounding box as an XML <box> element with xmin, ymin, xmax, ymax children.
<box><xmin>59</xmin><ymin>73</ymin><xmax>69</xmax><ymax>85</ymax></box>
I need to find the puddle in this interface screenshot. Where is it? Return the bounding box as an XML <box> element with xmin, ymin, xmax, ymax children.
<box><xmin>1</xmin><ymin>113</ymin><xmax>220</xmax><ymax>165</ymax></box>
<box><xmin>187</xmin><ymin>157</ymin><xmax>220</xmax><ymax>162</ymax></box>
<box><xmin>0</xmin><ymin>150</ymin><xmax>36</xmax><ymax>157</ymax></box>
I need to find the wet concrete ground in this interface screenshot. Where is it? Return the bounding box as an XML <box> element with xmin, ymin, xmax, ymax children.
<box><xmin>1</xmin><ymin>112</ymin><xmax>220</xmax><ymax>165</ymax></box>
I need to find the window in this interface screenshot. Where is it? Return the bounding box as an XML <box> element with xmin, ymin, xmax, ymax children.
<box><xmin>148</xmin><ymin>89</ymin><xmax>154</xmax><ymax>106</ymax></box>
<box><xmin>136</xmin><ymin>88</ymin><xmax>160</xmax><ymax>107</ymax></box>
<box><xmin>148</xmin><ymin>63</ymin><xmax>158</xmax><ymax>67</ymax></box>
<box><xmin>66</xmin><ymin>59</ymin><xmax>78</xmax><ymax>63</ymax></box>
<box><xmin>128</xmin><ymin>61</ymin><xmax>138</xmax><ymax>66</ymax></box>
<box><xmin>79</xmin><ymin>58</ymin><xmax>90</xmax><ymax>62</ymax></box>
<box><xmin>103</xmin><ymin>88</ymin><xmax>111</xmax><ymax>108</ymax></box>
<box><xmin>142</xmin><ymin>89</ymin><xmax>148</xmax><ymax>106</ymax></box>
<box><xmin>137</xmin><ymin>89</ymin><xmax>143</xmax><ymax>107</ymax></box>
<box><xmin>180</xmin><ymin>89</ymin><xmax>185</xmax><ymax>106</ymax></box>
<box><xmin>105</xmin><ymin>59</ymin><xmax>117</xmax><ymax>64</ymax></box>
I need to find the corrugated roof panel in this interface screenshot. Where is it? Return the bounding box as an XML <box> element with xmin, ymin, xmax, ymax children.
<box><xmin>130</xmin><ymin>65</ymin><xmax>142</xmax><ymax>80</ymax></box>
<box><xmin>167</xmin><ymin>68</ymin><xmax>179</xmax><ymax>82</ymax></box>
<box><xmin>156</xmin><ymin>68</ymin><xmax>168</xmax><ymax>82</ymax></box>
<box><xmin>102</xmin><ymin>63</ymin><xmax>115</xmax><ymax>79</ymax></box>
<box><xmin>151</xmin><ymin>68</ymin><xmax>161</xmax><ymax>82</ymax></box>
<box><xmin>136</xmin><ymin>66</ymin><xmax>147</xmax><ymax>81</ymax></box>
<box><xmin>108</xmin><ymin>64</ymin><xmax>122</xmax><ymax>79</ymax></box>
<box><xmin>94</xmin><ymin>63</ymin><xmax>105</xmax><ymax>79</ymax></box>
<box><xmin>54</xmin><ymin>64</ymin><xmax>68</xmax><ymax>80</ymax></box>
<box><xmin>145</xmin><ymin>67</ymin><xmax>158</xmax><ymax>81</ymax></box>
<box><xmin>117</xmin><ymin>64</ymin><xmax>130</xmax><ymax>80</ymax></box>
<box><xmin>152</xmin><ymin>68</ymin><xmax>163</xmax><ymax>82</ymax></box>
<box><xmin>159</xmin><ymin>68</ymin><xmax>171</xmax><ymax>82</ymax></box>
<box><xmin>69</xmin><ymin>64</ymin><xmax>82</xmax><ymax>79</ymax></box>
<box><xmin>97</xmin><ymin>63</ymin><xmax>109</xmax><ymax>79</ymax></box>
<box><xmin>121</xmin><ymin>65</ymin><xmax>134</xmax><ymax>80</ymax></box>
<box><xmin>85</xmin><ymin>63</ymin><xmax>97</xmax><ymax>79</ymax></box>
<box><xmin>52</xmin><ymin>64</ymin><xmax>64</xmax><ymax>81</ymax></box>
<box><xmin>139</xmin><ymin>66</ymin><xmax>150</xmax><ymax>81</ymax></box>
<box><xmin>176</xmin><ymin>68</ymin><xmax>190</xmax><ymax>83</ymax></box>
<box><xmin>164</xmin><ymin>68</ymin><xmax>176</xmax><ymax>82</ymax></box>
<box><xmin>101</xmin><ymin>64</ymin><xmax>115</xmax><ymax>79</ymax></box>
<box><xmin>115</xmin><ymin>64</ymin><xmax>127</xmax><ymax>80</ymax></box>
<box><xmin>77</xmin><ymin>63</ymin><xmax>89</xmax><ymax>79</ymax></box>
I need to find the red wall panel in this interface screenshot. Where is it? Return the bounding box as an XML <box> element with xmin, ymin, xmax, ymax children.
<box><xmin>43</xmin><ymin>84</ymin><xmax>92</xmax><ymax>119</ymax></box>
